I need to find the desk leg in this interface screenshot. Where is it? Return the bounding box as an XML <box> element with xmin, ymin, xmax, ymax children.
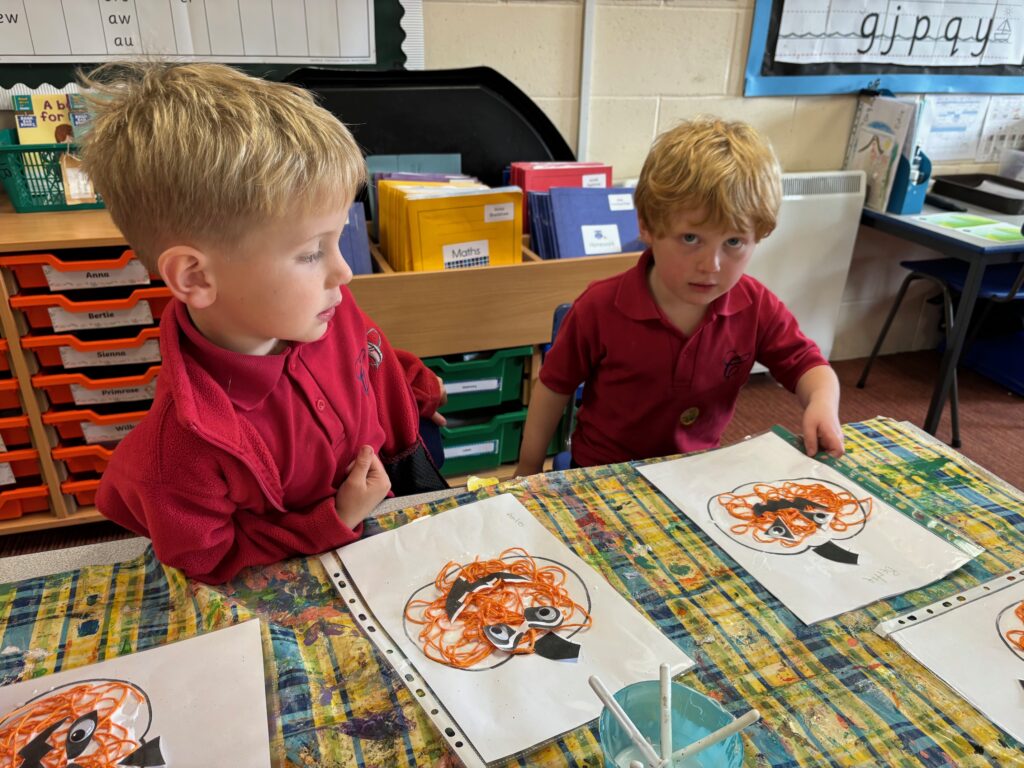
<box><xmin>925</xmin><ymin>260</ymin><xmax>983</xmax><ymax>436</ymax></box>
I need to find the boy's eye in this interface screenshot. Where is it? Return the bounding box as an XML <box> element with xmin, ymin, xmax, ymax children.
<box><xmin>681</xmin><ymin>233</ymin><xmax>699</xmax><ymax>244</ymax></box>
<box><xmin>298</xmin><ymin>249</ymin><xmax>324</xmax><ymax>264</ymax></box>
<box><xmin>726</xmin><ymin>237</ymin><xmax>746</xmax><ymax>248</ymax></box>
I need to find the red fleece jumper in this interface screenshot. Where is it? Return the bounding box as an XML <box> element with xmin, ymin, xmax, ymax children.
<box><xmin>96</xmin><ymin>292</ymin><xmax>443</xmax><ymax>584</ymax></box>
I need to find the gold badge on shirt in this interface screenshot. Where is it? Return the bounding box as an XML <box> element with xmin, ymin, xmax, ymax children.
<box><xmin>679</xmin><ymin>407</ymin><xmax>699</xmax><ymax>427</ymax></box>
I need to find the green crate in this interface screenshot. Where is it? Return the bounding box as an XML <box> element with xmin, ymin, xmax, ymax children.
<box><xmin>439</xmin><ymin>406</ymin><xmax>568</xmax><ymax>477</ymax></box>
<box><xmin>424</xmin><ymin>345</ymin><xmax>531</xmax><ymax>414</ymax></box>
<box><xmin>0</xmin><ymin>129</ymin><xmax>105</xmax><ymax>213</ymax></box>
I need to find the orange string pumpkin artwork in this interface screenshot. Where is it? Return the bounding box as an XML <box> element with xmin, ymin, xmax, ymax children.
<box><xmin>404</xmin><ymin>547</ymin><xmax>592</xmax><ymax>670</ymax></box>
<box><xmin>711</xmin><ymin>479</ymin><xmax>873</xmax><ymax>564</ymax></box>
<box><xmin>0</xmin><ymin>679</ymin><xmax>165</xmax><ymax>768</ymax></box>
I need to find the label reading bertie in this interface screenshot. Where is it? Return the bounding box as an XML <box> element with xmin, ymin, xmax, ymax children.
<box><xmin>47</xmin><ymin>301</ymin><xmax>153</xmax><ymax>333</ymax></box>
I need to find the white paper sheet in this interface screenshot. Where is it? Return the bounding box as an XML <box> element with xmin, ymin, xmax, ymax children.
<box><xmin>0</xmin><ymin>620</ymin><xmax>270</xmax><ymax>767</ymax></box>
<box><xmin>336</xmin><ymin>494</ymin><xmax>694</xmax><ymax>765</ymax></box>
<box><xmin>878</xmin><ymin>570</ymin><xmax>1024</xmax><ymax>746</ymax></box>
<box><xmin>638</xmin><ymin>433</ymin><xmax>973</xmax><ymax>625</ymax></box>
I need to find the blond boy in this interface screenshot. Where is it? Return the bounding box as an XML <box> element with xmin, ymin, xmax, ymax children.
<box><xmin>517</xmin><ymin>117</ymin><xmax>843</xmax><ymax>474</ymax></box>
<box><xmin>81</xmin><ymin>63</ymin><xmax>446</xmax><ymax>584</ymax></box>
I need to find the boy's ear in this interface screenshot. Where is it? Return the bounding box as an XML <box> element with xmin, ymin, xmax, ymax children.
<box><xmin>637</xmin><ymin>216</ymin><xmax>653</xmax><ymax>244</ymax></box>
<box><xmin>157</xmin><ymin>245</ymin><xmax>217</xmax><ymax>309</ymax></box>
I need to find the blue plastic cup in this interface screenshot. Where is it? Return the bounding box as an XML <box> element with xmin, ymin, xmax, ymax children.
<box><xmin>597</xmin><ymin>680</ymin><xmax>744</xmax><ymax>767</ymax></box>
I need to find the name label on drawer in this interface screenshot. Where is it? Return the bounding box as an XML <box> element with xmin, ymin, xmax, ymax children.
<box><xmin>0</xmin><ymin>435</ymin><xmax>6</xmax><ymax>452</ymax></box>
<box><xmin>446</xmin><ymin>378</ymin><xmax>500</xmax><ymax>395</ymax></box>
<box><xmin>48</xmin><ymin>301</ymin><xmax>153</xmax><ymax>332</ymax></box>
<box><xmin>72</xmin><ymin>380</ymin><xmax>157</xmax><ymax>406</ymax></box>
<box><xmin>444</xmin><ymin>440</ymin><xmax>498</xmax><ymax>459</ymax></box>
<box><xmin>0</xmin><ymin>463</ymin><xmax>14</xmax><ymax>487</ymax></box>
<box><xmin>43</xmin><ymin>261</ymin><xmax>151</xmax><ymax>291</ymax></box>
<box><xmin>443</xmin><ymin>240</ymin><xmax>489</xmax><ymax>269</ymax></box>
<box><xmin>82</xmin><ymin>420</ymin><xmax>140</xmax><ymax>445</ymax></box>
<box><xmin>582</xmin><ymin>174</ymin><xmax>607</xmax><ymax>188</ymax></box>
<box><xmin>581</xmin><ymin>224</ymin><xmax>622</xmax><ymax>255</ymax></box>
<box><xmin>59</xmin><ymin>340</ymin><xmax>162</xmax><ymax>369</ymax></box>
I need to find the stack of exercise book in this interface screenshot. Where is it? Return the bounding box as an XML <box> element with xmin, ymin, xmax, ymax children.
<box><xmin>528</xmin><ymin>186</ymin><xmax>644</xmax><ymax>260</ymax></box>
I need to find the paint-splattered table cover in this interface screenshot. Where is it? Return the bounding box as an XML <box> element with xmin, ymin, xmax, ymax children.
<box><xmin>1</xmin><ymin>418</ymin><xmax>1022</xmax><ymax>767</ymax></box>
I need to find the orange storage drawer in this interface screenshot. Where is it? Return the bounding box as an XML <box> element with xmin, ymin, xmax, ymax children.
<box><xmin>0</xmin><ymin>448</ymin><xmax>39</xmax><ymax>482</ymax></box>
<box><xmin>62</xmin><ymin>478</ymin><xmax>100</xmax><ymax>507</ymax></box>
<box><xmin>0</xmin><ymin>415</ymin><xmax>31</xmax><ymax>450</ymax></box>
<box><xmin>22</xmin><ymin>328</ymin><xmax>162</xmax><ymax>370</ymax></box>
<box><xmin>10</xmin><ymin>287</ymin><xmax>172</xmax><ymax>332</ymax></box>
<box><xmin>0</xmin><ymin>250</ymin><xmax>153</xmax><ymax>292</ymax></box>
<box><xmin>0</xmin><ymin>339</ymin><xmax>9</xmax><ymax>377</ymax></box>
<box><xmin>0</xmin><ymin>485</ymin><xmax>50</xmax><ymax>520</ymax></box>
<box><xmin>0</xmin><ymin>379</ymin><xmax>21</xmax><ymax>411</ymax></box>
<box><xmin>53</xmin><ymin>444</ymin><xmax>115</xmax><ymax>476</ymax></box>
<box><xmin>44</xmin><ymin>408</ymin><xmax>146</xmax><ymax>445</ymax></box>
<box><xmin>34</xmin><ymin>366</ymin><xmax>160</xmax><ymax>407</ymax></box>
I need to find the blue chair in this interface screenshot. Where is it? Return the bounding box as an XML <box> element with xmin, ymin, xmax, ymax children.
<box><xmin>857</xmin><ymin>257</ymin><xmax>1024</xmax><ymax>447</ymax></box>
<box><xmin>549</xmin><ymin>303</ymin><xmax>576</xmax><ymax>471</ymax></box>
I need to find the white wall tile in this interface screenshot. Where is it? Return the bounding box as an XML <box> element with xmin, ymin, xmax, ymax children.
<box><xmin>534</xmin><ymin>97</ymin><xmax>580</xmax><ymax>154</ymax></box>
<box><xmin>587</xmin><ymin>98</ymin><xmax>659</xmax><ymax>179</ymax></box>
<box><xmin>424</xmin><ymin>3</ymin><xmax>582</xmax><ymax>98</ymax></box>
<box><xmin>592</xmin><ymin>8</ymin><xmax>737</xmax><ymax>97</ymax></box>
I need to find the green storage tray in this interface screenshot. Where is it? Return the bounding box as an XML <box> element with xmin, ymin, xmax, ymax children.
<box><xmin>0</xmin><ymin>129</ymin><xmax>105</xmax><ymax>213</ymax></box>
<box><xmin>424</xmin><ymin>345</ymin><xmax>531</xmax><ymax>414</ymax></box>
<box><xmin>439</xmin><ymin>406</ymin><xmax>568</xmax><ymax>477</ymax></box>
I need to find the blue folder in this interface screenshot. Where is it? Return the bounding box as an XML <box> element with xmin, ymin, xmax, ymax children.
<box><xmin>341</xmin><ymin>202</ymin><xmax>373</xmax><ymax>275</ymax></box>
<box><xmin>549</xmin><ymin>187</ymin><xmax>643</xmax><ymax>259</ymax></box>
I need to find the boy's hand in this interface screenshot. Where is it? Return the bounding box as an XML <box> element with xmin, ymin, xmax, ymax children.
<box><xmin>429</xmin><ymin>375</ymin><xmax>448</xmax><ymax>426</ymax></box>
<box><xmin>335</xmin><ymin>445</ymin><xmax>391</xmax><ymax>529</ymax></box>
<box><xmin>802</xmin><ymin>399</ymin><xmax>845</xmax><ymax>459</ymax></box>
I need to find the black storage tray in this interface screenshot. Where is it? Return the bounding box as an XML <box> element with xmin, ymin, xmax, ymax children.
<box><xmin>930</xmin><ymin>174</ymin><xmax>1024</xmax><ymax>215</ymax></box>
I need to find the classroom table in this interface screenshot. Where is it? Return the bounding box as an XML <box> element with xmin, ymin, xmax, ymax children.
<box><xmin>859</xmin><ymin>204</ymin><xmax>1024</xmax><ymax>437</ymax></box>
<box><xmin>1</xmin><ymin>417</ymin><xmax>1022</xmax><ymax>767</ymax></box>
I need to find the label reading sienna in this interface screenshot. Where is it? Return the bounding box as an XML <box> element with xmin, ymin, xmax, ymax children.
<box><xmin>442</xmin><ymin>240</ymin><xmax>490</xmax><ymax>270</ymax></box>
<box><xmin>43</xmin><ymin>260</ymin><xmax>151</xmax><ymax>291</ymax></box>
<box><xmin>59</xmin><ymin>340</ymin><xmax>162</xmax><ymax>370</ymax></box>
<box><xmin>47</xmin><ymin>301</ymin><xmax>153</xmax><ymax>333</ymax></box>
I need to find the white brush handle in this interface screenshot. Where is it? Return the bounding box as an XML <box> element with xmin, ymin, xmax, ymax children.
<box><xmin>668</xmin><ymin>708</ymin><xmax>760</xmax><ymax>765</ymax></box>
<box><xmin>589</xmin><ymin>676</ymin><xmax>661</xmax><ymax>767</ymax></box>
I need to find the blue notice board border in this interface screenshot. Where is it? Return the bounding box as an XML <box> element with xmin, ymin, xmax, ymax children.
<box><xmin>745</xmin><ymin>0</ymin><xmax>1024</xmax><ymax>97</ymax></box>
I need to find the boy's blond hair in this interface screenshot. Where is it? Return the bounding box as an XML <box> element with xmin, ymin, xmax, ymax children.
<box><xmin>634</xmin><ymin>116</ymin><xmax>782</xmax><ymax>241</ymax></box>
<box><xmin>78</xmin><ymin>62</ymin><xmax>366</xmax><ymax>269</ymax></box>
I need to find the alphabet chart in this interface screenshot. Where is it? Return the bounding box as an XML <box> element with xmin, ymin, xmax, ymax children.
<box><xmin>0</xmin><ymin>0</ymin><xmax>376</xmax><ymax>64</ymax></box>
<box><xmin>774</xmin><ymin>0</ymin><xmax>1024</xmax><ymax>68</ymax></box>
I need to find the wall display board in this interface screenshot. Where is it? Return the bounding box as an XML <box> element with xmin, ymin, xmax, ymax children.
<box><xmin>746</xmin><ymin>0</ymin><xmax>1024</xmax><ymax>96</ymax></box>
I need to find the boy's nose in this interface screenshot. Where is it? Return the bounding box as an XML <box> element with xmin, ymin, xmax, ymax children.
<box><xmin>327</xmin><ymin>246</ymin><xmax>353</xmax><ymax>287</ymax></box>
<box><xmin>697</xmin><ymin>248</ymin><xmax>721</xmax><ymax>273</ymax></box>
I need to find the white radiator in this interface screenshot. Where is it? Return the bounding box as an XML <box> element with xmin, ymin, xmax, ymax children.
<box><xmin>747</xmin><ymin>170</ymin><xmax>866</xmax><ymax>367</ymax></box>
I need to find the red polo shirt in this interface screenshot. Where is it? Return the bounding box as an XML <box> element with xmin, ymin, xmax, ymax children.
<box><xmin>540</xmin><ymin>249</ymin><xmax>827</xmax><ymax>466</ymax></box>
<box><xmin>180</xmin><ymin>302</ymin><xmax>386</xmax><ymax>511</ymax></box>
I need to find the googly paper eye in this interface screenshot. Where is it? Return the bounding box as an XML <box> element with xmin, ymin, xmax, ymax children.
<box><xmin>483</xmin><ymin>624</ymin><xmax>523</xmax><ymax>652</ymax></box>
<box><xmin>524</xmin><ymin>605</ymin><xmax>564</xmax><ymax>630</ymax></box>
<box><xmin>767</xmin><ymin>518</ymin><xmax>796</xmax><ymax>541</ymax></box>
<box><xmin>65</xmin><ymin>711</ymin><xmax>98</xmax><ymax>759</ymax></box>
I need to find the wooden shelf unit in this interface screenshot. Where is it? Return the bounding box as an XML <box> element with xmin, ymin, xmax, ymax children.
<box><xmin>0</xmin><ymin>203</ymin><xmax>639</xmax><ymax>533</ymax></box>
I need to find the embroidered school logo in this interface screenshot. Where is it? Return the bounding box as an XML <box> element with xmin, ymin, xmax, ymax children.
<box><xmin>723</xmin><ymin>350</ymin><xmax>751</xmax><ymax>379</ymax></box>
<box><xmin>366</xmin><ymin>329</ymin><xmax>383</xmax><ymax>369</ymax></box>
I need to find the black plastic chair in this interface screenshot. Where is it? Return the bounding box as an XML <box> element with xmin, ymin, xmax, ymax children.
<box><xmin>857</xmin><ymin>257</ymin><xmax>1024</xmax><ymax>447</ymax></box>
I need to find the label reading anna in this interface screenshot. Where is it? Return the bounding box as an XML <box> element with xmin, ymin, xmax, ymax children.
<box><xmin>43</xmin><ymin>260</ymin><xmax>151</xmax><ymax>291</ymax></box>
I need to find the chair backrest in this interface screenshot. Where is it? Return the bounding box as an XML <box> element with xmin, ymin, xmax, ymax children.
<box><xmin>551</xmin><ymin>302</ymin><xmax>572</xmax><ymax>345</ymax></box>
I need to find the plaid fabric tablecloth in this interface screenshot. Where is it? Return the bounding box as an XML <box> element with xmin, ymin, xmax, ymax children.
<box><xmin>1</xmin><ymin>417</ymin><xmax>1022</xmax><ymax>767</ymax></box>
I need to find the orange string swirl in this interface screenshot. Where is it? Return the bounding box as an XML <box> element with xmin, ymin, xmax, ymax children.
<box><xmin>717</xmin><ymin>481</ymin><xmax>872</xmax><ymax>548</ymax></box>
<box><xmin>1005</xmin><ymin>601</ymin><xmax>1024</xmax><ymax>651</ymax></box>
<box><xmin>404</xmin><ymin>547</ymin><xmax>592</xmax><ymax>668</ymax></box>
<box><xmin>0</xmin><ymin>680</ymin><xmax>147</xmax><ymax>767</ymax></box>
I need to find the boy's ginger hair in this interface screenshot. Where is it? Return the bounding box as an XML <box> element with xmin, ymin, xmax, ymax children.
<box><xmin>78</xmin><ymin>62</ymin><xmax>366</xmax><ymax>270</ymax></box>
<box><xmin>634</xmin><ymin>116</ymin><xmax>782</xmax><ymax>242</ymax></box>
